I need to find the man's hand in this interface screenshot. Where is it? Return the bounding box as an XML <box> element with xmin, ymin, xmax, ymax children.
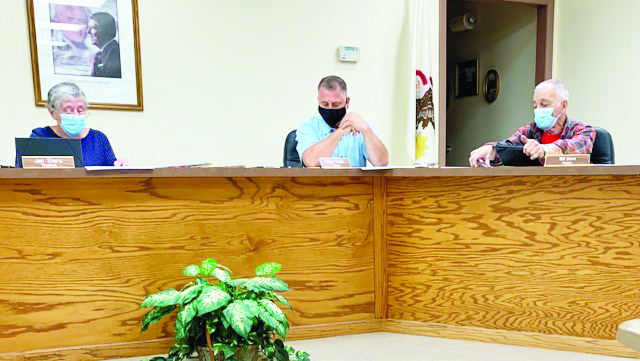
<box><xmin>469</xmin><ymin>144</ymin><xmax>496</xmax><ymax>167</ymax></box>
<box><xmin>520</xmin><ymin>135</ymin><xmax>545</xmax><ymax>160</ymax></box>
<box><xmin>338</xmin><ymin>112</ymin><xmax>370</xmax><ymax>134</ymax></box>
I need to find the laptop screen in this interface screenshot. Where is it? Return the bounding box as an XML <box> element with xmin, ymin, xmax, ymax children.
<box><xmin>15</xmin><ymin>138</ymin><xmax>84</xmax><ymax>168</ymax></box>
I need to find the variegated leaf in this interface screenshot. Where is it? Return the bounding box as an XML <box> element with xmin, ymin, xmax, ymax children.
<box><xmin>179</xmin><ymin>285</ymin><xmax>203</xmax><ymax>305</ymax></box>
<box><xmin>222</xmin><ymin>301</ymin><xmax>254</xmax><ymax>339</ymax></box>
<box><xmin>177</xmin><ymin>302</ymin><xmax>198</xmax><ymax>329</ymax></box>
<box><xmin>140</xmin><ymin>305</ymin><xmax>176</xmax><ymax>332</ymax></box>
<box><xmin>195</xmin><ymin>287</ymin><xmax>231</xmax><ymax>316</ymax></box>
<box><xmin>200</xmin><ymin>259</ymin><xmax>217</xmax><ymax>276</ymax></box>
<box><xmin>237</xmin><ymin>299</ymin><xmax>261</xmax><ymax>317</ymax></box>
<box><xmin>212</xmin><ymin>268</ymin><xmax>231</xmax><ymax>283</ymax></box>
<box><xmin>229</xmin><ymin>278</ymin><xmax>248</xmax><ymax>287</ymax></box>
<box><xmin>243</xmin><ymin>277</ymin><xmax>288</xmax><ymax>292</ymax></box>
<box><xmin>257</xmin><ymin>303</ymin><xmax>287</xmax><ymax>338</ymax></box>
<box><xmin>268</xmin><ymin>291</ymin><xmax>291</xmax><ymax>308</ymax></box>
<box><xmin>174</xmin><ymin>311</ymin><xmax>189</xmax><ymax>340</ymax></box>
<box><xmin>183</xmin><ymin>264</ymin><xmax>200</xmax><ymax>277</ymax></box>
<box><xmin>259</xmin><ymin>299</ymin><xmax>287</xmax><ymax>324</ymax></box>
<box><xmin>255</xmin><ymin>262</ymin><xmax>281</xmax><ymax>276</ymax></box>
<box><xmin>141</xmin><ymin>289</ymin><xmax>181</xmax><ymax>308</ymax></box>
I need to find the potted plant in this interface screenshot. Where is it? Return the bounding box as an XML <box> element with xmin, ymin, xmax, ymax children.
<box><xmin>140</xmin><ymin>258</ymin><xmax>310</xmax><ymax>361</ymax></box>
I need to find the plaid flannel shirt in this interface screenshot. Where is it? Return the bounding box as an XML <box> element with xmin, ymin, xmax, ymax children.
<box><xmin>490</xmin><ymin>117</ymin><xmax>595</xmax><ymax>166</ymax></box>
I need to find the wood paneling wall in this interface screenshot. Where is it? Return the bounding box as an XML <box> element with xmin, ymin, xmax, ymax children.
<box><xmin>0</xmin><ymin>177</ymin><xmax>375</xmax><ymax>355</ymax></box>
<box><xmin>387</xmin><ymin>176</ymin><xmax>640</xmax><ymax>340</ymax></box>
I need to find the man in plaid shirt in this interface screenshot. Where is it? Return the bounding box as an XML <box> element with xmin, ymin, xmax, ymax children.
<box><xmin>469</xmin><ymin>79</ymin><xmax>595</xmax><ymax>167</ymax></box>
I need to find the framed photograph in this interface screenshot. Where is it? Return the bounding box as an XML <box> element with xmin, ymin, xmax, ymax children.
<box><xmin>455</xmin><ymin>59</ymin><xmax>479</xmax><ymax>98</ymax></box>
<box><xmin>483</xmin><ymin>69</ymin><xmax>500</xmax><ymax>103</ymax></box>
<box><xmin>26</xmin><ymin>0</ymin><xmax>143</xmax><ymax>111</ymax></box>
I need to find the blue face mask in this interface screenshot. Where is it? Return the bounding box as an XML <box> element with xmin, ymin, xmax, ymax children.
<box><xmin>60</xmin><ymin>113</ymin><xmax>86</xmax><ymax>137</ymax></box>
<box><xmin>533</xmin><ymin>102</ymin><xmax>562</xmax><ymax>131</ymax></box>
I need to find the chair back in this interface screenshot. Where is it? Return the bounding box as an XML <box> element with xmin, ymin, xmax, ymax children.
<box><xmin>283</xmin><ymin>130</ymin><xmax>303</xmax><ymax>168</ymax></box>
<box><xmin>591</xmin><ymin>127</ymin><xmax>615</xmax><ymax>164</ymax></box>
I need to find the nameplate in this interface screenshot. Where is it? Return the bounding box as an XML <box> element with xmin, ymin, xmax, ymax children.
<box><xmin>319</xmin><ymin>157</ymin><xmax>352</xmax><ymax>169</ymax></box>
<box><xmin>22</xmin><ymin>156</ymin><xmax>75</xmax><ymax>169</ymax></box>
<box><xmin>544</xmin><ymin>154</ymin><xmax>590</xmax><ymax>167</ymax></box>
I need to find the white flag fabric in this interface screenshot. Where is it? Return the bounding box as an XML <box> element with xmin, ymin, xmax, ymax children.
<box><xmin>407</xmin><ymin>0</ymin><xmax>437</xmax><ymax>165</ymax></box>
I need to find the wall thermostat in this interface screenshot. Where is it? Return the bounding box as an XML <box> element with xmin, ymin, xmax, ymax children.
<box><xmin>338</xmin><ymin>46</ymin><xmax>360</xmax><ymax>62</ymax></box>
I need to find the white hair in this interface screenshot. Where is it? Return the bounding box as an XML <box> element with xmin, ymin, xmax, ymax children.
<box><xmin>46</xmin><ymin>82</ymin><xmax>89</xmax><ymax>112</ymax></box>
<box><xmin>535</xmin><ymin>79</ymin><xmax>570</xmax><ymax>101</ymax></box>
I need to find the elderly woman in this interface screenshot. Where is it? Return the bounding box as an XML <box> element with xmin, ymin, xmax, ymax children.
<box><xmin>21</xmin><ymin>82</ymin><xmax>127</xmax><ymax>166</ymax></box>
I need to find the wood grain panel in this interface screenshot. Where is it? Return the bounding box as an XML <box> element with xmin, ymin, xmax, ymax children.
<box><xmin>387</xmin><ymin>176</ymin><xmax>640</xmax><ymax>343</ymax></box>
<box><xmin>373</xmin><ymin>177</ymin><xmax>388</xmax><ymax>319</ymax></box>
<box><xmin>0</xmin><ymin>321</ymin><xmax>382</xmax><ymax>361</ymax></box>
<box><xmin>384</xmin><ymin>319</ymin><xmax>640</xmax><ymax>359</ymax></box>
<box><xmin>0</xmin><ymin>177</ymin><xmax>375</xmax><ymax>354</ymax></box>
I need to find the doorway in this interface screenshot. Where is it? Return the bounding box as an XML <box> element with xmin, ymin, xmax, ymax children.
<box><xmin>439</xmin><ymin>0</ymin><xmax>554</xmax><ymax>166</ymax></box>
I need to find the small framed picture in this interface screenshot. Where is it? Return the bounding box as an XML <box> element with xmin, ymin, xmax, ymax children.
<box><xmin>455</xmin><ymin>59</ymin><xmax>479</xmax><ymax>98</ymax></box>
<box><xmin>483</xmin><ymin>69</ymin><xmax>500</xmax><ymax>103</ymax></box>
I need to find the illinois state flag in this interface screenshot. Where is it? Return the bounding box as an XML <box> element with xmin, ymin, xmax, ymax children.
<box><xmin>407</xmin><ymin>0</ymin><xmax>437</xmax><ymax>165</ymax></box>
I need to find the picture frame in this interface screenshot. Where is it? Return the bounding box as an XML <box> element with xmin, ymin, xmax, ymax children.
<box><xmin>26</xmin><ymin>0</ymin><xmax>143</xmax><ymax>111</ymax></box>
<box><xmin>454</xmin><ymin>59</ymin><xmax>479</xmax><ymax>98</ymax></box>
<box><xmin>483</xmin><ymin>69</ymin><xmax>500</xmax><ymax>103</ymax></box>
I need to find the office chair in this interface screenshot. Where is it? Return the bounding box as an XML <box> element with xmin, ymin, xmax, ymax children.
<box><xmin>283</xmin><ymin>130</ymin><xmax>303</xmax><ymax>168</ymax></box>
<box><xmin>617</xmin><ymin>319</ymin><xmax>640</xmax><ymax>352</ymax></box>
<box><xmin>591</xmin><ymin>127</ymin><xmax>615</xmax><ymax>164</ymax></box>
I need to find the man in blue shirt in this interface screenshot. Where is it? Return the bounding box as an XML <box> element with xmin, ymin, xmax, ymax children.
<box><xmin>296</xmin><ymin>75</ymin><xmax>389</xmax><ymax>167</ymax></box>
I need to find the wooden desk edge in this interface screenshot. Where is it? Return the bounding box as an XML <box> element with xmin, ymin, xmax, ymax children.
<box><xmin>1</xmin><ymin>166</ymin><xmax>639</xmax><ymax>179</ymax></box>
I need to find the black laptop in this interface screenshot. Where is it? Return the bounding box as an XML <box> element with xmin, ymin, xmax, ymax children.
<box><xmin>494</xmin><ymin>144</ymin><xmax>541</xmax><ymax>167</ymax></box>
<box><xmin>15</xmin><ymin>138</ymin><xmax>84</xmax><ymax>168</ymax></box>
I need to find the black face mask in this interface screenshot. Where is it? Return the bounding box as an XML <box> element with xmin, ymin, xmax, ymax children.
<box><xmin>318</xmin><ymin>106</ymin><xmax>346</xmax><ymax>128</ymax></box>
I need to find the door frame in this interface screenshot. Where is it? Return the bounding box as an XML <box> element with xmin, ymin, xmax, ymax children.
<box><xmin>438</xmin><ymin>0</ymin><xmax>554</xmax><ymax>165</ymax></box>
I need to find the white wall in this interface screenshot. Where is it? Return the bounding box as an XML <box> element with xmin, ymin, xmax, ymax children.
<box><xmin>446</xmin><ymin>0</ymin><xmax>536</xmax><ymax>166</ymax></box>
<box><xmin>0</xmin><ymin>0</ymin><xmax>440</xmax><ymax>167</ymax></box>
<box><xmin>554</xmin><ymin>0</ymin><xmax>640</xmax><ymax>165</ymax></box>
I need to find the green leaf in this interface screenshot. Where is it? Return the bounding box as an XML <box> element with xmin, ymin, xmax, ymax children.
<box><xmin>213</xmin><ymin>344</ymin><xmax>236</xmax><ymax>359</ymax></box>
<box><xmin>255</xmin><ymin>262</ymin><xmax>281</xmax><ymax>276</ymax></box>
<box><xmin>200</xmin><ymin>259</ymin><xmax>217</xmax><ymax>276</ymax></box>
<box><xmin>275</xmin><ymin>346</ymin><xmax>289</xmax><ymax>361</ymax></box>
<box><xmin>141</xmin><ymin>289</ymin><xmax>181</xmax><ymax>308</ymax></box>
<box><xmin>256</xmin><ymin>303</ymin><xmax>287</xmax><ymax>338</ymax></box>
<box><xmin>268</xmin><ymin>291</ymin><xmax>291</xmax><ymax>308</ymax></box>
<box><xmin>263</xmin><ymin>346</ymin><xmax>275</xmax><ymax>358</ymax></box>
<box><xmin>183</xmin><ymin>264</ymin><xmax>200</xmax><ymax>277</ymax></box>
<box><xmin>229</xmin><ymin>278</ymin><xmax>248</xmax><ymax>287</ymax></box>
<box><xmin>177</xmin><ymin>302</ymin><xmax>198</xmax><ymax>331</ymax></box>
<box><xmin>179</xmin><ymin>285</ymin><xmax>203</xmax><ymax>305</ymax></box>
<box><xmin>222</xmin><ymin>301</ymin><xmax>254</xmax><ymax>339</ymax></box>
<box><xmin>212</xmin><ymin>268</ymin><xmax>232</xmax><ymax>283</ymax></box>
<box><xmin>140</xmin><ymin>305</ymin><xmax>176</xmax><ymax>332</ymax></box>
<box><xmin>168</xmin><ymin>343</ymin><xmax>192</xmax><ymax>361</ymax></box>
<box><xmin>174</xmin><ymin>312</ymin><xmax>188</xmax><ymax>341</ymax></box>
<box><xmin>243</xmin><ymin>277</ymin><xmax>288</xmax><ymax>292</ymax></box>
<box><xmin>237</xmin><ymin>299</ymin><xmax>262</xmax><ymax>317</ymax></box>
<box><xmin>259</xmin><ymin>299</ymin><xmax>287</xmax><ymax>324</ymax></box>
<box><xmin>195</xmin><ymin>277</ymin><xmax>209</xmax><ymax>286</ymax></box>
<box><xmin>295</xmin><ymin>350</ymin><xmax>311</xmax><ymax>361</ymax></box>
<box><xmin>196</xmin><ymin>287</ymin><xmax>231</xmax><ymax>316</ymax></box>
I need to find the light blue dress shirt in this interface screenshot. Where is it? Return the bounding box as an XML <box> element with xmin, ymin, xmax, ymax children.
<box><xmin>296</xmin><ymin>115</ymin><xmax>372</xmax><ymax>167</ymax></box>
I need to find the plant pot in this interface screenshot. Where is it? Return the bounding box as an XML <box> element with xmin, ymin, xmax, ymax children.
<box><xmin>196</xmin><ymin>345</ymin><xmax>266</xmax><ymax>361</ymax></box>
